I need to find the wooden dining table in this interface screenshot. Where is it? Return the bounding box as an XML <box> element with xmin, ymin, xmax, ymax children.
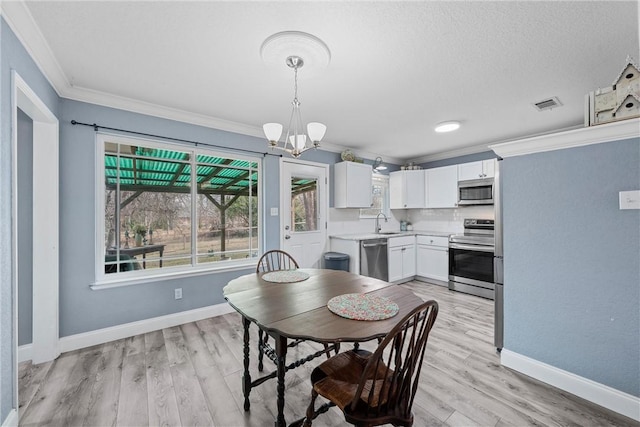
<box><xmin>223</xmin><ymin>268</ymin><xmax>425</xmax><ymax>427</ymax></box>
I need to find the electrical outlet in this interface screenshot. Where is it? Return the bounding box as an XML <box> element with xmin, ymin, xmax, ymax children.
<box><xmin>174</xmin><ymin>288</ymin><xmax>182</xmax><ymax>300</ymax></box>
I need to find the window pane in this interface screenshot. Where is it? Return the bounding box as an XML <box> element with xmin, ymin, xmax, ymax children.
<box><xmin>104</xmin><ymin>144</ymin><xmax>192</xmax><ymax>273</ymax></box>
<box><xmin>291</xmin><ymin>177</ymin><xmax>318</xmax><ymax>232</ymax></box>
<box><xmin>196</xmin><ymin>160</ymin><xmax>259</xmax><ymax>263</ymax></box>
<box><xmin>360</xmin><ymin>176</ymin><xmax>389</xmax><ymax>217</ymax></box>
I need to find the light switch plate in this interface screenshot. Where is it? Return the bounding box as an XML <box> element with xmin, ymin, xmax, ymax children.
<box><xmin>619</xmin><ymin>190</ymin><xmax>640</xmax><ymax>210</ymax></box>
<box><xmin>270</xmin><ymin>207</ymin><xmax>279</xmax><ymax>216</ymax></box>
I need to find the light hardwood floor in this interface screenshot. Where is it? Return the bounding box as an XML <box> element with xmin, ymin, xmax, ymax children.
<box><xmin>19</xmin><ymin>281</ymin><xmax>638</xmax><ymax>426</ymax></box>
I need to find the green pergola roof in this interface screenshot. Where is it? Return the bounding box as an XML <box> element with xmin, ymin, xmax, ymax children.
<box><xmin>104</xmin><ymin>149</ymin><xmax>260</xmax><ymax>197</ymax></box>
<box><xmin>104</xmin><ymin>146</ymin><xmax>317</xmax><ymax>197</ymax></box>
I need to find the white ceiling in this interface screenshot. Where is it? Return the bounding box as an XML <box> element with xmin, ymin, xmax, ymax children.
<box><xmin>5</xmin><ymin>1</ymin><xmax>640</xmax><ymax>162</ymax></box>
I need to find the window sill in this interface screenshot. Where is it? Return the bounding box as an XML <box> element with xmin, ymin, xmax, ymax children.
<box><xmin>91</xmin><ymin>261</ymin><xmax>255</xmax><ymax>290</ymax></box>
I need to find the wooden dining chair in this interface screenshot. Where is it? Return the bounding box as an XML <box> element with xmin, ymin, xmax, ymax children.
<box><xmin>255</xmin><ymin>250</ymin><xmax>334</xmax><ymax>371</ymax></box>
<box><xmin>256</xmin><ymin>249</ymin><xmax>299</xmax><ymax>273</ymax></box>
<box><xmin>299</xmin><ymin>300</ymin><xmax>439</xmax><ymax>427</ymax></box>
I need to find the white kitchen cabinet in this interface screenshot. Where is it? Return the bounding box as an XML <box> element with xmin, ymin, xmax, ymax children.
<box><xmin>388</xmin><ymin>236</ymin><xmax>416</xmax><ymax>283</ymax></box>
<box><xmin>334</xmin><ymin>161</ymin><xmax>373</xmax><ymax>208</ymax></box>
<box><xmin>425</xmin><ymin>165</ymin><xmax>458</xmax><ymax>208</ymax></box>
<box><xmin>390</xmin><ymin>170</ymin><xmax>425</xmax><ymax>209</ymax></box>
<box><xmin>416</xmin><ymin>235</ymin><xmax>449</xmax><ymax>285</ymax></box>
<box><xmin>458</xmin><ymin>159</ymin><xmax>495</xmax><ymax>181</ymax></box>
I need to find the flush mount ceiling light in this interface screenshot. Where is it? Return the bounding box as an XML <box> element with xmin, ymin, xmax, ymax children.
<box><xmin>261</xmin><ymin>32</ymin><xmax>330</xmax><ymax>158</ymax></box>
<box><xmin>434</xmin><ymin>121</ymin><xmax>461</xmax><ymax>133</ymax></box>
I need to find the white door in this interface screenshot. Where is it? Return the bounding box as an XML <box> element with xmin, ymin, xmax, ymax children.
<box><xmin>281</xmin><ymin>159</ymin><xmax>328</xmax><ymax>268</ymax></box>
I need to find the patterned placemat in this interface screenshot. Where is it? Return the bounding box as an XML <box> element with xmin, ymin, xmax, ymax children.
<box><xmin>262</xmin><ymin>270</ymin><xmax>310</xmax><ymax>283</ymax></box>
<box><xmin>327</xmin><ymin>293</ymin><xmax>399</xmax><ymax>321</ymax></box>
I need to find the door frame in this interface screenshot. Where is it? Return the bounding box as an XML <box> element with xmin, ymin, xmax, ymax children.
<box><xmin>279</xmin><ymin>157</ymin><xmax>329</xmax><ymax>265</ymax></box>
<box><xmin>11</xmin><ymin>71</ymin><xmax>60</xmax><ymax>406</ymax></box>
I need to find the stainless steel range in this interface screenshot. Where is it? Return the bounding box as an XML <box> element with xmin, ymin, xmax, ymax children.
<box><xmin>448</xmin><ymin>219</ymin><xmax>495</xmax><ymax>300</ymax></box>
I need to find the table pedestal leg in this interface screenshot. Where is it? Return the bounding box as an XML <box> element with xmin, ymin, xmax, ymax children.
<box><xmin>242</xmin><ymin>316</ymin><xmax>252</xmax><ymax>411</ymax></box>
<box><xmin>275</xmin><ymin>335</ymin><xmax>287</xmax><ymax>427</ymax></box>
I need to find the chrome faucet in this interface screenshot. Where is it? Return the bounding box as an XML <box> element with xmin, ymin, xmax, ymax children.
<box><xmin>375</xmin><ymin>212</ymin><xmax>388</xmax><ymax>233</ymax></box>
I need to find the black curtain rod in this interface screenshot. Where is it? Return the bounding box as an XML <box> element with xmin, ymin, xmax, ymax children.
<box><xmin>70</xmin><ymin>120</ymin><xmax>282</xmax><ymax>158</ymax></box>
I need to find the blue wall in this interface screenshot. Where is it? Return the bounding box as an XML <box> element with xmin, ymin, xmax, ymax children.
<box><xmin>59</xmin><ymin>100</ymin><xmax>264</xmax><ymax>336</ymax></box>
<box><xmin>502</xmin><ymin>138</ymin><xmax>640</xmax><ymax>396</ymax></box>
<box><xmin>57</xmin><ymin>99</ymin><xmax>356</xmax><ymax>337</ymax></box>
<box><xmin>1</xmin><ymin>16</ymin><xmax>60</xmax><ymax>423</ymax></box>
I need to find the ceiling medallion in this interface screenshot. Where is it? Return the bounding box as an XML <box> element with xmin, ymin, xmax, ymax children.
<box><xmin>260</xmin><ymin>31</ymin><xmax>331</xmax><ymax>71</ymax></box>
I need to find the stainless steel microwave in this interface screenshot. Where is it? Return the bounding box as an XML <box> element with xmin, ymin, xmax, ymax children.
<box><xmin>457</xmin><ymin>178</ymin><xmax>494</xmax><ymax>205</ymax></box>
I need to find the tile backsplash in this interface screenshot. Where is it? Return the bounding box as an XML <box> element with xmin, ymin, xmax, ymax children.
<box><xmin>406</xmin><ymin>205</ymin><xmax>495</xmax><ymax>233</ymax></box>
<box><xmin>328</xmin><ymin>208</ymin><xmax>402</xmax><ymax>235</ymax></box>
<box><xmin>328</xmin><ymin>205</ymin><xmax>494</xmax><ymax>236</ymax></box>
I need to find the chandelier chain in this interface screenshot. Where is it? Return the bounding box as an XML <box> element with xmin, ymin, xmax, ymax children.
<box><xmin>293</xmin><ymin>65</ymin><xmax>299</xmax><ymax>103</ymax></box>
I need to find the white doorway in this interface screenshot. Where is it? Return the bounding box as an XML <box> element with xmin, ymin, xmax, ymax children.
<box><xmin>280</xmin><ymin>159</ymin><xmax>328</xmax><ymax>267</ymax></box>
<box><xmin>11</xmin><ymin>70</ymin><xmax>60</xmax><ymax>414</ymax></box>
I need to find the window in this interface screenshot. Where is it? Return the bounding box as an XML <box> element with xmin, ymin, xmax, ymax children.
<box><xmin>360</xmin><ymin>175</ymin><xmax>390</xmax><ymax>218</ymax></box>
<box><xmin>291</xmin><ymin>176</ymin><xmax>318</xmax><ymax>231</ymax></box>
<box><xmin>97</xmin><ymin>134</ymin><xmax>260</xmax><ymax>282</ymax></box>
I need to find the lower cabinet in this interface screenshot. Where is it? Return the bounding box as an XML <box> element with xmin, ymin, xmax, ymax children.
<box><xmin>388</xmin><ymin>236</ymin><xmax>416</xmax><ymax>283</ymax></box>
<box><xmin>416</xmin><ymin>235</ymin><xmax>449</xmax><ymax>284</ymax></box>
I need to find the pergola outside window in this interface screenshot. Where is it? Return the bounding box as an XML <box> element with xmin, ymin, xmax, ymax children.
<box><xmin>97</xmin><ymin>134</ymin><xmax>261</xmax><ymax>280</ymax></box>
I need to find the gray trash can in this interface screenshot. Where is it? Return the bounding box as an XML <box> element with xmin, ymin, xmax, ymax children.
<box><xmin>324</xmin><ymin>252</ymin><xmax>350</xmax><ymax>271</ymax></box>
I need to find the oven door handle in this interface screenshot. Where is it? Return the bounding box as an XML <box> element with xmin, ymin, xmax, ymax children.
<box><xmin>449</xmin><ymin>243</ymin><xmax>495</xmax><ymax>253</ymax></box>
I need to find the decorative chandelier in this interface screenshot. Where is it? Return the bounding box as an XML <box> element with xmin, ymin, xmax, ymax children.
<box><xmin>263</xmin><ymin>55</ymin><xmax>326</xmax><ymax>158</ymax></box>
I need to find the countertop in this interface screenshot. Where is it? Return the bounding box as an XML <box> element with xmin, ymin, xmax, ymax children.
<box><xmin>330</xmin><ymin>230</ymin><xmax>455</xmax><ymax>241</ymax></box>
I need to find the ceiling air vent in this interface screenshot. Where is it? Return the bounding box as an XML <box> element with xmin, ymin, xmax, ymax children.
<box><xmin>533</xmin><ymin>97</ymin><xmax>562</xmax><ymax>111</ymax></box>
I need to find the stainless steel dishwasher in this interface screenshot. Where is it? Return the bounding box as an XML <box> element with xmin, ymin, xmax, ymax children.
<box><xmin>360</xmin><ymin>238</ymin><xmax>388</xmax><ymax>281</ymax></box>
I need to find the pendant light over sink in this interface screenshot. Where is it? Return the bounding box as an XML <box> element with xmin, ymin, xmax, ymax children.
<box><xmin>261</xmin><ymin>31</ymin><xmax>330</xmax><ymax>158</ymax></box>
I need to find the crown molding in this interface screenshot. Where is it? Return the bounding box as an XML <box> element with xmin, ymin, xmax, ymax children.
<box><xmin>64</xmin><ymin>84</ymin><xmax>267</xmax><ymax>139</ymax></box>
<box><xmin>490</xmin><ymin>118</ymin><xmax>640</xmax><ymax>158</ymax></box>
<box><xmin>410</xmin><ymin>142</ymin><xmax>494</xmax><ymax>164</ymax></box>
<box><xmin>1</xmin><ymin>0</ymin><xmax>68</xmax><ymax>96</ymax></box>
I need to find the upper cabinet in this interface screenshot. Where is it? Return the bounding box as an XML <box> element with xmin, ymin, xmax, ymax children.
<box><xmin>334</xmin><ymin>161</ymin><xmax>373</xmax><ymax>208</ymax></box>
<box><xmin>390</xmin><ymin>170</ymin><xmax>425</xmax><ymax>209</ymax></box>
<box><xmin>458</xmin><ymin>159</ymin><xmax>496</xmax><ymax>181</ymax></box>
<box><xmin>425</xmin><ymin>165</ymin><xmax>458</xmax><ymax>208</ymax></box>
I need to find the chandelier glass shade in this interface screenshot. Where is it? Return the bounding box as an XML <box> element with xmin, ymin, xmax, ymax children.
<box><xmin>263</xmin><ymin>55</ymin><xmax>326</xmax><ymax>158</ymax></box>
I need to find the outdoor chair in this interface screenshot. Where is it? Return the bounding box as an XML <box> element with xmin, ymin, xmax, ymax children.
<box><xmin>298</xmin><ymin>300</ymin><xmax>439</xmax><ymax>427</ymax></box>
<box><xmin>104</xmin><ymin>254</ymin><xmax>139</xmax><ymax>273</ymax></box>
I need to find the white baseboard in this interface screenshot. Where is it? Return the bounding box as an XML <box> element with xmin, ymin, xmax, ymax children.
<box><xmin>17</xmin><ymin>343</ymin><xmax>32</xmax><ymax>363</ymax></box>
<box><xmin>14</xmin><ymin>302</ymin><xmax>232</xmax><ymax>357</ymax></box>
<box><xmin>19</xmin><ymin>303</ymin><xmax>236</xmax><ymax>363</ymax></box>
<box><xmin>2</xmin><ymin>409</ymin><xmax>18</xmax><ymax>427</ymax></box>
<box><xmin>501</xmin><ymin>349</ymin><xmax>640</xmax><ymax>422</ymax></box>
<box><xmin>58</xmin><ymin>302</ymin><xmax>236</xmax><ymax>354</ymax></box>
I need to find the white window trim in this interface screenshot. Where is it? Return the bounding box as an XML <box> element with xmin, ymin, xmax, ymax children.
<box><xmin>94</xmin><ymin>132</ymin><xmax>262</xmax><ymax>287</ymax></box>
